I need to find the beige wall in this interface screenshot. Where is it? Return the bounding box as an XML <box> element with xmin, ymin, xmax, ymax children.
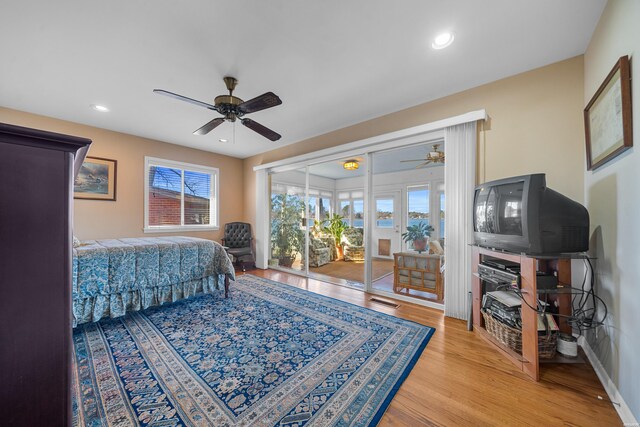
<box><xmin>1</xmin><ymin>56</ymin><xmax>588</xmax><ymax>253</ymax></box>
<box><xmin>0</xmin><ymin>107</ymin><xmax>244</xmax><ymax>241</ymax></box>
<box><xmin>243</xmin><ymin>56</ymin><xmax>586</xmax><ymax>228</ymax></box>
<box><xmin>583</xmin><ymin>0</ymin><xmax>640</xmax><ymax>421</ymax></box>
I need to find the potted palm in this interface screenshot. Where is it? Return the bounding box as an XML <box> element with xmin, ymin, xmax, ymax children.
<box><xmin>401</xmin><ymin>222</ymin><xmax>434</xmax><ymax>253</ymax></box>
<box><xmin>270</xmin><ymin>193</ymin><xmax>305</xmax><ymax>267</ymax></box>
<box><xmin>323</xmin><ymin>213</ymin><xmax>347</xmax><ymax>260</ymax></box>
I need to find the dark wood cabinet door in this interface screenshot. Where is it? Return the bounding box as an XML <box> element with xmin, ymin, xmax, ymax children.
<box><xmin>0</xmin><ymin>123</ymin><xmax>91</xmax><ymax>426</ymax></box>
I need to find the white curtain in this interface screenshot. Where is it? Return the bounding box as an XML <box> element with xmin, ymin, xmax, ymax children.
<box><xmin>444</xmin><ymin>121</ymin><xmax>477</xmax><ymax>320</ymax></box>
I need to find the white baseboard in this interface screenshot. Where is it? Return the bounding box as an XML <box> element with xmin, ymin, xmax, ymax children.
<box><xmin>578</xmin><ymin>336</ymin><xmax>638</xmax><ymax>425</ymax></box>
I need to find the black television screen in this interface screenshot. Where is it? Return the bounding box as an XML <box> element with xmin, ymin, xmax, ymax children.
<box><xmin>475</xmin><ymin>181</ymin><xmax>524</xmax><ymax>236</ymax></box>
<box><xmin>473</xmin><ymin>174</ymin><xmax>589</xmax><ymax>255</ymax></box>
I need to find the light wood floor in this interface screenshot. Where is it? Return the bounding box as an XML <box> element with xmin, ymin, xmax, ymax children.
<box><xmin>240</xmin><ymin>269</ymin><xmax>621</xmax><ymax>427</ymax></box>
<box><xmin>311</xmin><ymin>258</ymin><xmax>393</xmax><ymax>282</ymax></box>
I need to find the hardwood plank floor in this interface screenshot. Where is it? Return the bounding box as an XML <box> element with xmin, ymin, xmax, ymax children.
<box><xmin>240</xmin><ymin>269</ymin><xmax>621</xmax><ymax>427</ymax></box>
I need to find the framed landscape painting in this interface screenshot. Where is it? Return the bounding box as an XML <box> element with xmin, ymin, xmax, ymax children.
<box><xmin>74</xmin><ymin>156</ymin><xmax>117</xmax><ymax>201</ymax></box>
<box><xmin>584</xmin><ymin>55</ymin><xmax>633</xmax><ymax>170</ymax></box>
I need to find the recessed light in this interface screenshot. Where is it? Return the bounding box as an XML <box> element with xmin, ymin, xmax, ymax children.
<box><xmin>432</xmin><ymin>32</ymin><xmax>455</xmax><ymax>50</ymax></box>
<box><xmin>219</xmin><ymin>138</ymin><xmax>228</xmax><ymax>143</ymax></box>
<box><xmin>90</xmin><ymin>104</ymin><xmax>109</xmax><ymax>112</ymax></box>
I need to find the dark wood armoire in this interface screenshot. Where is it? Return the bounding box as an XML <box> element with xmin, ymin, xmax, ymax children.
<box><xmin>0</xmin><ymin>123</ymin><xmax>91</xmax><ymax>426</ymax></box>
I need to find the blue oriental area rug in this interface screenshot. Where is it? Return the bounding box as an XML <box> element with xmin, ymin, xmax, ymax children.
<box><xmin>72</xmin><ymin>274</ymin><xmax>434</xmax><ymax>426</ymax></box>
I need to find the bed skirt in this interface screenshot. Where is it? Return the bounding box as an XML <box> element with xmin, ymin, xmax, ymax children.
<box><xmin>73</xmin><ymin>275</ymin><xmax>228</xmax><ymax>325</ymax></box>
<box><xmin>72</xmin><ymin>237</ymin><xmax>235</xmax><ymax>326</ymax></box>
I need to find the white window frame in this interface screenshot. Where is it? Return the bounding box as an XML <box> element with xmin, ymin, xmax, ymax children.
<box><xmin>339</xmin><ymin>199</ymin><xmax>352</xmax><ymax>226</ymax></box>
<box><xmin>338</xmin><ymin>190</ymin><xmax>365</xmax><ymax>228</ymax></box>
<box><xmin>144</xmin><ymin>156</ymin><xmax>219</xmax><ymax>233</ymax></box>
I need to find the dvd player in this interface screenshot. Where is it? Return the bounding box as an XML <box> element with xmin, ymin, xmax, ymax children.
<box><xmin>481</xmin><ymin>258</ymin><xmax>521</xmax><ymax>274</ymax></box>
<box><xmin>478</xmin><ymin>262</ymin><xmax>520</xmax><ymax>289</ymax></box>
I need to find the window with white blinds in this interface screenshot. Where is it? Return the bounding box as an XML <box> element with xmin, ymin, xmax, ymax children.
<box><xmin>144</xmin><ymin>157</ymin><xmax>219</xmax><ymax>232</ymax></box>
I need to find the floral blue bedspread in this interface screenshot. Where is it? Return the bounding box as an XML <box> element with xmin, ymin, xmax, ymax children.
<box><xmin>72</xmin><ymin>236</ymin><xmax>235</xmax><ymax>326</ymax></box>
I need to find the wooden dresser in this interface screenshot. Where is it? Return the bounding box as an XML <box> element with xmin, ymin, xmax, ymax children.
<box><xmin>0</xmin><ymin>123</ymin><xmax>91</xmax><ymax>426</ymax></box>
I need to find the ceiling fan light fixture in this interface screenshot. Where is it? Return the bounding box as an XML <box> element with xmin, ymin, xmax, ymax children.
<box><xmin>343</xmin><ymin>160</ymin><xmax>359</xmax><ymax>171</ymax></box>
<box><xmin>432</xmin><ymin>32</ymin><xmax>455</xmax><ymax>50</ymax></box>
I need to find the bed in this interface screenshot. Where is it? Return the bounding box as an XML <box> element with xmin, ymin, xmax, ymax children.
<box><xmin>72</xmin><ymin>236</ymin><xmax>234</xmax><ymax>326</ymax></box>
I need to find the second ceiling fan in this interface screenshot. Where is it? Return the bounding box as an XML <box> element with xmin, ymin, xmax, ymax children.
<box><xmin>400</xmin><ymin>144</ymin><xmax>445</xmax><ymax>168</ymax></box>
<box><xmin>154</xmin><ymin>76</ymin><xmax>282</xmax><ymax>141</ymax></box>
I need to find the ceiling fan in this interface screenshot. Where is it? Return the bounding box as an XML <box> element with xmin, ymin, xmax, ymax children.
<box><xmin>153</xmin><ymin>76</ymin><xmax>282</xmax><ymax>141</ymax></box>
<box><xmin>400</xmin><ymin>144</ymin><xmax>445</xmax><ymax>168</ymax></box>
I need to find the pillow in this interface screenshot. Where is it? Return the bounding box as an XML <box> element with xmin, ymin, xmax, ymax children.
<box><xmin>429</xmin><ymin>240</ymin><xmax>444</xmax><ymax>255</ymax></box>
<box><xmin>73</xmin><ymin>235</ymin><xmax>81</xmax><ymax>248</ymax></box>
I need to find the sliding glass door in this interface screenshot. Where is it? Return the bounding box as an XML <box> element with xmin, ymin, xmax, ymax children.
<box><xmin>267</xmin><ymin>157</ymin><xmax>369</xmax><ymax>288</ymax></box>
<box><xmin>265</xmin><ymin>140</ymin><xmax>445</xmax><ymax>304</ymax></box>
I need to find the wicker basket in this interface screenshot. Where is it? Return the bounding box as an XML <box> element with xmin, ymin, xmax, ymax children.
<box><xmin>482</xmin><ymin>310</ymin><xmax>557</xmax><ymax>359</ymax></box>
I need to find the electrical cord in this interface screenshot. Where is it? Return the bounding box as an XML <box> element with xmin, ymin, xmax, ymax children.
<box><xmin>489</xmin><ymin>259</ymin><xmax>607</xmax><ymax>333</ymax></box>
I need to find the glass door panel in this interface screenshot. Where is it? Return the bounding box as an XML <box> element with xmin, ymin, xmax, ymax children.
<box><xmin>306</xmin><ymin>157</ymin><xmax>365</xmax><ymax>288</ymax></box>
<box><xmin>370</xmin><ymin>142</ymin><xmax>445</xmax><ymax>301</ymax></box>
<box><xmin>269</xmin><ymin>168</ymin><xmax>307</xmax><ymax>273</ymax></box>
<box><xmin>406</xmin><ymin>185</ymin><xmax>430</xmax><ymax>251</ymax></box>
<box><xmin>372</xmin><ymin>193</ymin><xmax>401</xmax><ymax>260</ymax></box>
<box><xmin>376</xmin><ymin>198</ymin><xmax>394</xmax><ymax>229</ymax></box>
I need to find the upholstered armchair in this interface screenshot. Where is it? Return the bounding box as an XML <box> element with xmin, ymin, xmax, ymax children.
<box><xmin>308</xmin><ymin>234</ymin><xmax>331</xmax><ymax>267</ymax></box>
<box><xmin>317</xmin><ymin>235</ymin><xmax>337</xmax><ymax>261</ymax></box>
<box><xmin>222</xmin><ymin>222</ymin><xmax>254</xmax><ymax>271</ymax></box>
<box><xmin>341</xmin><ymin>227</ymin><xmax>364</xmax><ymax>262</ymax></box>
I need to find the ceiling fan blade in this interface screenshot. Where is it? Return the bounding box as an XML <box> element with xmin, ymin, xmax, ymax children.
<box><xmin>238</xmin><ymin>92</ymin><xmax>282</xmax><ymax>114</ymax></box>
<box><xmin>241</xmin><ymin>118</ymin><xmax>281</xmax><ymax>141</ymax></box>
<box><xmin>193</xmin><ymin>118</ymin><xmax>225</xmax><ymax>135</ymax></box>
<box><xmin>400</xmin><ymin>159</ymin><xmax>426</xmax><ymax>163</ymax></box>
<box><xmin>415</xmin><ymin>161</ymin><xmax>432</xmax><ymax>169</ymax></box>
<box><xmin>153</xmin><ymin>89</ymin><xmax>218</xmax><ymax>111</ymax></box>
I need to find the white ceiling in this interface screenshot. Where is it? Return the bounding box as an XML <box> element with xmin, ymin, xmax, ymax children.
<box><xmin>308</xmin><ymin>142</ymin><xmax>444</xmax><ymax>179</ymax></box>
<box><xmin>0</xmin><ymin>1</ymin><xmax>605</xmax><ymax>159</ymax></box>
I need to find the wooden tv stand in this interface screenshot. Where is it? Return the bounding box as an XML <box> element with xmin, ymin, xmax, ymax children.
<box><xmin>472</xmin><ymin>246</ymin><xmax>573</xmax><ymax>381</ymax></box>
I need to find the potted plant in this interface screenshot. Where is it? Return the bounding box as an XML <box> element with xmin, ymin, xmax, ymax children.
<box><xmin>270</xmin><ymin>193</ymin><xmax>306</xmax><ymax>267</ymax></box>
<box><xmin>401</xmin><ymin>222</ymin><xmax>434</xmax><ymax>253</ymax></box>
<box><xmin>323</xmin><ymin>213</ymin><xmax>347</xmax><ymax>260</ymax></box>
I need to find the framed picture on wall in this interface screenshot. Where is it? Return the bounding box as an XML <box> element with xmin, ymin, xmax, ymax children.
<box><xmin>584</xmin><ymin>55</ymin><xmax>633</xmax><ymax>171</ymax></box>
<box><xmin>74</xmin><ymin>156</ymin><xmax>117</xmax><ymax>201</ymax></box>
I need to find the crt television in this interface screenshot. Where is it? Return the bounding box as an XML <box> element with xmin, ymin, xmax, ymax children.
<box><xmin>473</xmin><ymin>174</ymin><xmax>589</xmax><ymax>255</ymax></box>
